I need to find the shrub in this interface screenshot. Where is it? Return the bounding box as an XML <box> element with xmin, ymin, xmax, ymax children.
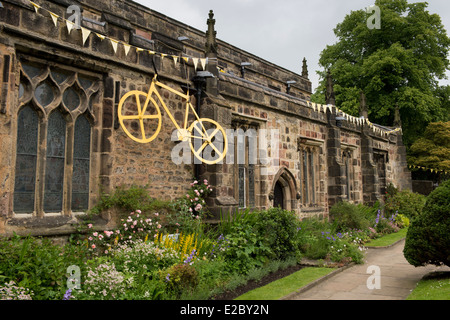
<box><xmin>385</xmin><ymin>189</ymin><xmax>426</xmax><ymax>219</ymax></box>
<box><xmin>253</xmin><ymin>207</ymin><xmax>302</xmax><ymax>261</ymax></box>
<box><xmin>329</xmin><ymin>201</ymin><xmax>371</xmax><ymax>232</ymax></box>
<box><xmin>0</xmin><ymin>235</ymin><xmax>87</xmax><ymax>300</ymax></box>
<box><xmin>163</xmin><ymin>263</ymin><xmax>199</xmax><ymax>297</ymax></box>
<box><xmin>404</xmin><ymin>180</ymin><xmax>450</xmax><ymax>267</ymax></box>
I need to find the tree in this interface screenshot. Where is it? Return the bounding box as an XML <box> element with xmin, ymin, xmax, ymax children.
<box><xmin>403</xmin><ymin>180</ymin><xmax>450</xmax><ymax>267</ymax></box>
<box><xmin>407</xmin><ymin>121</ymin><xmax>450</xmax><ymax>180</ymax></box>
<box><xmin>312</xmin><ymin>0</ymin><xmax>450</xmax><ymax>147</ymax></box>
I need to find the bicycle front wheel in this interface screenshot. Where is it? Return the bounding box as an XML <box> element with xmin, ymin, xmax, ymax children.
<box><xmin>188</xmin><ymin>119</ymin><xmax>228</xmax><ymax>165</ymax></box>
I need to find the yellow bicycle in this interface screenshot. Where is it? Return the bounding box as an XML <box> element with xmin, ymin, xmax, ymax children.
<box><xmin>118</xmin><ymin>74</ymin><xmax>228</xmax><ymax>165</ymax></box>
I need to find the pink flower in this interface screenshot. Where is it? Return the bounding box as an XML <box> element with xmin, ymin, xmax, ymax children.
<box><xmin>93</xmin><ymin>232</ymin><xmax>98</xmax><ymax>237</ymax></box>
<box><xmin>91</xmin><ymin>244</ymin><xmax>96</xmax><ymax>249</ymax></box>
<box><xmin>204</xmin><ymin>179</ymin><xmax>208</xmax><ymax>185</ymax></box>
<box><xmin>136</xmin><ymin>209</ymin><xmax>142</xmax><ymax>214</ymax></box>
<box><xmin>87</xmin><ymin>224</ymin><xmax>93</xmax><ymax>229</ymax></box>
<box><xmin>154</xmin><ymin>213</ymin><xmax>159</xmax><ymax>216</ymax></box>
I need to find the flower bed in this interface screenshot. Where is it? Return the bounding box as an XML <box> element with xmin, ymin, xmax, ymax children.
<box><xmin>0</xmin><ymin>183</ymin><xmax>410</xmax><ymax>300</ymax></box>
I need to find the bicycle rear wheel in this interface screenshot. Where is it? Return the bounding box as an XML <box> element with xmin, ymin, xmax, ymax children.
<box><xmin>188</xmin><ymin>119</ymin><xmax>228</xmax><ymax>165</ymax></box>
<box><xmin>118</xmin><ymin>90</ymin><xmax>162</xmax><ymax>144</ymax></box>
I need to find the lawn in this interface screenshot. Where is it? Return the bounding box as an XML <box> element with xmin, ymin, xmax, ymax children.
<box><xmin>364</xmin><ymin>228</ymin><xmax>408</xmax><ymax>247</ymax></box>
<box><xmin>407</xmin><ymin>272</ymin><xmax>450</xmax><ymax>300</ymax></box>
<box><xmin>234</xmin><ymin>267</ymin><xmax>336</xmax><ymax>300</ymax></box>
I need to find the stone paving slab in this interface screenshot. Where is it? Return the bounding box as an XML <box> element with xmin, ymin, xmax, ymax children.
<box><xmin>283</xmin><ymin>239</ymin><xmax>450</xmax><ymax>300</ymax></box>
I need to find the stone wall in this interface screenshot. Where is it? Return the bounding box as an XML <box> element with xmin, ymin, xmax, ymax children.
<box><xmin>0</xmin><ymin>0</ymin><xmax>411</xmax><ymax>237</ymax></box>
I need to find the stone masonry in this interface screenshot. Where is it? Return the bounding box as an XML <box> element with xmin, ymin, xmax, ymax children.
<box><xmin>0</xmin><ymin>0</ymin><xmax>411</xmax><ymax>237</ymax></box>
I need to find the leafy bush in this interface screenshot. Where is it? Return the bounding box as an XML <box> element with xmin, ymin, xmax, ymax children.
<box><xmin>385</xmin><ymin>189</ymin><xmax>426</xmax><ymax>219</ymax></box>
<box><xmin>404</xmin><ymin>180</ymin><xmax>450</xmax><ymax>267</ymax></box>
<box><xmin>0</xmin><ymin>235</ymin><xmax>88</xmax><ymax>300</ymax></box>
<box><xmin>329</xmin><ymin>201</ymin><xmax>372</xmax><ymax>232</ymax></box>
<box><xmin>163</xmin><ymin>263</ymin><xmax>199</xmax><ymax>298</ymax></box>
<box><xmin>253</xmin><ymin>207</ymin><xmax>302</xmax><ymax>261</ymax></box>
<box><xmin>89</xmin><ymin>185</ymin><xmax>172</xmax><ymax>216</ymax></box>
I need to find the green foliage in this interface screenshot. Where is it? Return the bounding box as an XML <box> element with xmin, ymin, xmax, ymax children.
<box><xmin>385</xmin><ymin>188</ymin><xmax>426</xmax><ymax>219</ymax></box>
<box><xmin>404</xmin><ymin>180</ymin><xmax>450</xmax><ymax>267</ymax></box>
<box><xmin>313</xmin><ymin>0</ymin><xmax>450</xmax><ymax>147</ymax></box>
<box><xmin>329</xmin><ymin>201</ymin><xmax>374</xmax><ymax>232</ymax></box>
<box><xmin>163</xmin><ymin>263</ymin><xmax>199</xmax><ymax>298</ymax></box>
<box><xmin>0</xmin><ymin>234</ymin><xmax>89</xmax><ymax>300</ymax></box>
<box><xmin>89</xmin><ymin>185</ymin><xmax>173</xmax><ymax>216</ymax></box>
<box><xmin>253</xmin><ymin>207</ymin><xmax>302</xmax><ymax>261</ymax></box>
<box><xmin>408</xmin><ymin>121</ymin><xmax>450</xmax><ymax>172</ymax></box>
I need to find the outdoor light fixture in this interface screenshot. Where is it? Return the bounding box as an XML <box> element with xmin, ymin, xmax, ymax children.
<box><xmin>336</xmin><ymin>114</ymin><xmax>346</xmax><ymax>128</ymax></box>
<box><xmin>286</xmin><ymin>80</ymin><xmax>296</xmax><ymax>94</ymax></box>
<box><xmin>240</xmin><ymin>62</ymin><xmax>252</xmax><ymax>78</ymax></box>
<box><xmin>177</xmin><ymin>36</ymin><xmax>190</xmax><ymax>41</ymax></box>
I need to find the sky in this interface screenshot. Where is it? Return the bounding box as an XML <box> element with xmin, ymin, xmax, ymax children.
<box><xmin>133</xmin><ymin>0</ymin><xmax>450</xmax><ymax>92</ymax></box>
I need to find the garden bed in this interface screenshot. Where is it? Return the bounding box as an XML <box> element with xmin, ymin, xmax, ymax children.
<box><xmin>211</xmin><ymin>264</ymin><xmax>305</xmax><ymax>300</ymax></box>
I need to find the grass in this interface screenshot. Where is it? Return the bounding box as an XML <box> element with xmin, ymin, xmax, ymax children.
<box><xmin>407</xmin><ymin>272</ymin><xmax>450</xmax><ymax>300</ymax></box>
<box><xmin>364</xmin><ymin>228</ymin><xmax>408</xmax><ymax>247</ymax></box>
<box><xmin>234</xmin><ymin>267</ymin><xmax>336</xmax><ymax>300</ymax></box>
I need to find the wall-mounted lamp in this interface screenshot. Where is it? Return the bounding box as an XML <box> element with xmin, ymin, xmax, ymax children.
<box><xmin>286</xmin><ymin>80</ymin><xmax>296</xmax><ymax>94</ymax></box>
<box><xmin>177</xmin><ymin>36</ymin><xmax>190</xmax><ymax>42</ymax></box>
<box><xmin>335</xmin><ymin>115</ymin><xmax>346</xmax><ymax>128</ymax></box>
<box><xmin>240</xmin><ymin>62</ymin><xmax>252</xmax><ymax>78</ymax></box>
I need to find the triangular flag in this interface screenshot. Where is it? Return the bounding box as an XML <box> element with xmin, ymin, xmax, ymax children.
<box><xmin>200</xmin><ymin>58</ymin><xmax>206</xmax><ymax>70</ymax></box>
<box><xmin>30</xmin><ymin>1</ymin><xmax>40</xmax><ymax>13</ymax></box>
<box><xmin>81</xmin><ymin>27</ymin><xmax>91</xmax><ymax>45</ymax></box>
<box><xmin>49</xmin><ymin>12</ymin><xmax>59</xmax><ymax>27</ymax></box>
<box><xmin>193</xmin><ymin>58</ymin><xmax>199</xmax><ymax>70</ymax></box>
<box><xmin>123</xmin><ymin>44</ymin><xmax>131</xmax><ymax>56</ymax></box>
<box><xmin>66</xmin><ymin>20</ymin><xmax>76</xmax><ymax>34</ymax></box>
<box><xmin>173</xmin><ymin>56</ymin><xmax>178</xmax><ymax>67</ymax></box>
<box><xmin>160</xmin><ymin>53</ymin><xmax>167</xmax><ymax>60</ymax></box>
<box><xmin>312</xmin><ymin>103</ymin><xmax>316</xmax><ymax>111</ymax></box>
<box><xmin>96</xmin><ymin>33</ymin><xmax>106</xmax><ymax>40</ymax></box>
<box><xmin>110</xmin><ymin>39</ymin><xmax>119</xmax><ymax>54</ymax></box>
<box><xmin>182</xmin><ymin>57</ymin><xmax>189</xmax><ymax>63</ymax></box>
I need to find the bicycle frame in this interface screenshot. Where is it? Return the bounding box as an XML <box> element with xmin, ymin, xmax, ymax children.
<box><xmin>148</xmin><ymin>75</ymin><xmax>206</xmax><ymax>140</ymax></box>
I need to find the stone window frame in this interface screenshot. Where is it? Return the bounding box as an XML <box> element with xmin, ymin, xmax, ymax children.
<box><xmin>298</xmin><ymin>138</ymin><xmax>323</xmax><ymax>208</ymax></box>
<box><xmin>11</xmin><ymin>54</ymin><xmax>101</xmax><ymax>218</ymax></box>
<box><xmin>342</xmin><ymin>149</ymin><xmax>353</xmax><ymax>201</ymax></box>
<box><xmin>341</xmin><ymin>143</ymin><xmax>358</xmax><ymax>202</ymax></box>
<box><xmin>231</xmin><ymin>121</ymin><xmax>259</xmax><ymax>209</ymax></box>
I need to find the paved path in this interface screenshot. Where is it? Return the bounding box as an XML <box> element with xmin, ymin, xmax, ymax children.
<box><xmin>284</xmin><ymin>239</ymin><xmax>450</xmax><ymax>300</ymax></box>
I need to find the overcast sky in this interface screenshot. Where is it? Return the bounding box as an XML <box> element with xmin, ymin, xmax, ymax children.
<box><xmin>133</xmin><ymin>0</ymin><xmax>450</xmax><ymax>91</ymax></box>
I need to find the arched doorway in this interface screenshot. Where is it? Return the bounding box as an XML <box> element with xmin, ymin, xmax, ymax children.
<box><xmin>270</xmin><ymin>167</ymin><xmax>299</xmax><ymax>212</ymax></box>
<box><xmin>273</xmin><ymin>181</ymin><xmax>285</xmax><ymax>209</ymax></box>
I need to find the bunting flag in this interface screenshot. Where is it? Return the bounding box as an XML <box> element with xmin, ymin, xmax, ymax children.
<box><xmin>24</xmin><ymin>0</ymin><xmax>208</xmax><ymax>71</ymax></box>
<box><xmin>81</xmin><ymin>27</ymin><xmax>91</xmax><ymax>45</ymax></box>
<box><xmin>123</xmin><ymin>43</ymin><xmax>131</xmax><ymax>56</ymax></box>
<box><xmin>110</xmin><ymin>39</ymin><xmax>119</xmax><ymax>54</ymax></box>
<box><xmin>408</xmin><ymin>165</ymin><xmax>449</xmax><ymax>175</ymax></box>
<box><xmin>49</xmin><ymin>12</ymin><xmax>59</xmax><ymax>27</ymax></box>
<box><xmin>66</xmin><ymin>20</ymin><xmax>76</xmax><ymax>34</ymax></box>
<box><xmin>30</xmin><ymin>1</ymin><xmax>40</xmax><ymax>13</ymax></box>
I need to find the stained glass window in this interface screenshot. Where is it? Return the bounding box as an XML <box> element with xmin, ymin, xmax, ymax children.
<box><xmin>44</xmin><ymin>110</ymin><xmax>66</xmax><ymax>212</ymax></box>
<box><xmin>302</xmin><ymin>150</ymin><xmax>309</xmax><ymax>204</ymax></box>
<box><xmin>21</xmin><ymin>63</ymin><xmax>43</xmax><ymax>79</ymax></box>
<box><xmin>72</xmin><ymin>115</ymin><xmax>91</xmax><ymax>211</ymax></box>
<box><xmin>35</xmin><ymin>80</ymin><xmax>55</xmax><ymax>107</ymax></box>
<box><xmin>16</xmin><ymin>58</ymin><xmax>99</xmax><ymax>215</ymax></box>
<box><xmin>63</xmin><ymin>87</ymin><xmax>81</xmax><ymax>111</ymax></box>
<box><xmin>13</xmin><ymin>105</ymin><xmax>39</xmax><ymax>213</ymax></box>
